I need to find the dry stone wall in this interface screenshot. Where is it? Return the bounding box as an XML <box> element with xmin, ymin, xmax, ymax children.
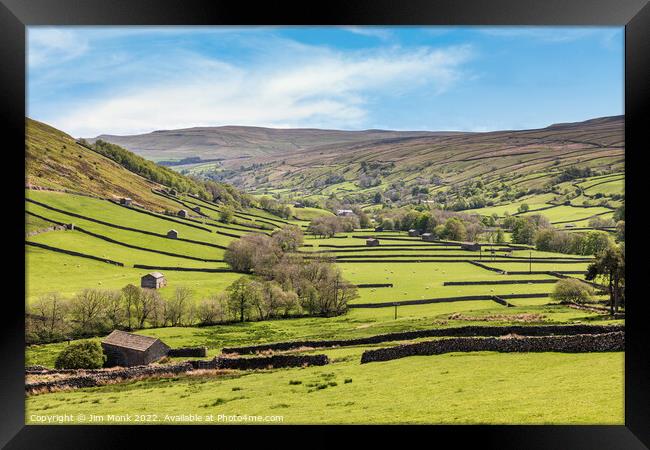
<box><xmin>222</xmin><ymin>324</ymin><xmax>624</xmax><ymax>355</ymax></box>
<box><xmin>360</xmin><ymin>332</ymin><xmax>625</xmax><ymax>363</ymax></box>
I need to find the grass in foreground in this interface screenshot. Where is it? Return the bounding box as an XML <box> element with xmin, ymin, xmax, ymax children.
<box><xmin>26</xmin><ymin>350</ymin><xmax>623</xmax><ymax>424</ymax></box>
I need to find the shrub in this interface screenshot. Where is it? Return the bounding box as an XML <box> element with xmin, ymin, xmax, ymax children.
<box><xmin>54</xmin><ymin>341</ymin><xmax>106</xmax><ymax>369</ymax></box>
<box><xmin>550</xmin><ymin>279</ymin><xmax>594</xmax><ymax>305</ymax></box>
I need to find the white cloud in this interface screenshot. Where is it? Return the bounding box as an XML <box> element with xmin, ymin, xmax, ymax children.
<box><xmin>47</xmin><ymin>44</ymin><xmax>474</xmax><ymax>136</ymax></box>
<box><xmin>28</xmin><ymin>28</ymin><xmax>90</xmax><ymax>67</ymax></box>
<box><xmin>341</xmin><ymin>27</ymin><xmax>393</xmax><ymax>41</ymax></box>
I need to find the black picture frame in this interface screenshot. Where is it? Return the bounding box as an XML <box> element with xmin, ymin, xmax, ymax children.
<box><xmin>2</xmin><ymin>0</ymin><xmax>648</xmax><ymax>447</ymax></box>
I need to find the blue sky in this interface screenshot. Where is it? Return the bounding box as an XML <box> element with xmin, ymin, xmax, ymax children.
<box><xmin>27</xmin><ymin>26</ymin><xmax>623</xmax><ymax>137</ymax></box>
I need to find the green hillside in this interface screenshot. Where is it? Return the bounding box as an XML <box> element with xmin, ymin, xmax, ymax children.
<box><xmin>26</xmin><ymin>118</ymin><xmax>182</xmax><ymax>211</ymax></box>
<box><xmin>201</xmin><ymin>116</ymin><xmax>624</xmax><ymax>215</ymax></box>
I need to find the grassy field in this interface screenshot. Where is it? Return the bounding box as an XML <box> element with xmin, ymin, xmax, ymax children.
<box><xmin>26</xmin><ymin>246</ymin><xmax>241</xmax><ymax>304</ymax></box>
<box><xmin>26</xmin><ymin>348</ymin><xmax>623</xmax><ymax>424</ymax></box>
<box><xmin>340</xmin><ymin>262</ymin><xmax>558</xmax><ymax>304</ymax></box>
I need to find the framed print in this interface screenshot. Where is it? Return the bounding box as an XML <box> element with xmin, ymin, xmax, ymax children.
<box><xmin>1</xmin><ymin>0</ymin><xmax>648</xmax><ymax>447</ymax></box>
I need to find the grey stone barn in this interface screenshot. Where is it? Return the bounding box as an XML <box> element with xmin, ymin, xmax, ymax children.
<box><xmin>461</xmin><ymin>242</ymin><xmax>481</xmax><ymax>251</ymax></box>
<box><xmin>167</xmin><ymin>229</ymin><xmax>178</xmax><ymax>239</ymax></box>
<box><xmin>102</xmin><ymin>330</ymin><xmax>170</xmax><ymax>367</ymax></box>
<box><xmin>408</xmin><ymin>229</ymin><xmax>420</xmax><ymax>237</ymax></box>
<box><xmin>120</xmin><ymin>197</ymin><xmax>132</xmax><ymax>206</ymax></box>
<box><xmin>421</xmin><ymin>233</ymin><xmax>435</xmax><ymax>241</ymax></box>
<box><xmin>177</xmin><ymin>209</ymin><xmax>188</xmax><ymax>218</ymax></box>
<box><xmin>366</xmin><ymin>238</ymin><xmax>380</xmax><ymax>247</ymax></box>
<box><xmin>192</xmin><ymin>206</ymin><xmax>201</xmax><ymax>213</ymax></box>
<box><xmin>141</xmin><ymin>272</ymin><xmax>167</xmax><ymax>289</ymax></box>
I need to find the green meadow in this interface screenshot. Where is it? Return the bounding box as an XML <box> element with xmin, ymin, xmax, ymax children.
<box><xmin>26</xmin><ymin>349</ymin><xmax>623</xmax><ymax>425</ymax></box>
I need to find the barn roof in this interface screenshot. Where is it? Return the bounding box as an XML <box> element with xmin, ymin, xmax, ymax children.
<box><xmin>143</xmin><ymin>272</ymin><xmax>165</xmax><ymax>279</ymax></box>
<box><xmin>102</xmin><ymin>330</ymin><xmax>160</xmax><ymax>352</ymax></box>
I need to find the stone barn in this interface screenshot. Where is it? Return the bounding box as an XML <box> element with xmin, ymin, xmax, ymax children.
<box><xmin>177</xmin><ymin>209</ymin><xmax>188</xmax><ymax>218</ymax></box>
<box><xmin>374</xmin><ymin>226</ymin><xmax>384</xmax><ymax>232</ymax></box>
<box><xmin>141</xmin><ymin>272</ymin><xmax>167</xmax><ymax>289</ymax></box>
<box><xmin>366</xmin><ymin>238</ymin><xmax>380</xmax><ymax>247</ymax></box>
<box><xmin>120</xmin><ymin>197</ymin><xmax>132</xmax><ymax>206</ymax></box>
<box><xmin>101</xmin><ymin>330</ymin><xmax>170</xmax><ymax>367</ymax></box>
<box><xmin>408</xmin><ymin>229</ymin><xmax>420</xmax><ymax>237</ymax></box>
<box><xmin>167</xmin><ymin>229</ymin><xmax>178</xmax><ymax>239</ymax></box>
<box><xmin>461</xmin><ymin>242</ymin><xmax>481</xmax><ymax>251</ymax></box>
<box><xmin>169</xmin><ymin>189</ymin><xmax>177</xmax><ymax>196</ymax></box>
<box><xmin>421</xmin><ymin>233</ymin><xmax>435</xmax><ymax>241</ymax></box>
<box><xmin>294</xmin><ymin>202</ymin><xmax>305</xmax><ymax>208</ymax></box>
<box><xmin>336</xmin><ymin>209</ymin><xmax>354</xmax><ymax>217</ymax></box>
<box><xmin>192</xmin><ymin>206</ymin><xmax>201</xmax><ymax>213</ymax></box>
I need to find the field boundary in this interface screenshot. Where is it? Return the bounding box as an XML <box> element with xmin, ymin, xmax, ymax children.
<box><xmin>26</xmin><ymin>198</ymin><xmax>228</xmax><ymax>250</ymax></box>
<box><xmin>27</xmin><ymin>210</ymin><xmax>224</xmax><ymax>263</ymax></box>
<box><xmin>221</xmin><ymin>324</ymin><xmax>624</xmax><ymax>354</ymax></box>
<box><xmin>348</xmin><ymin>292</ymin><xmax>550</xmax><ymax>308</ymax></box>
<box><xmin>444</xmin><ymin>279</ymin><xmax>557</xmax><ymax>286</ymax></box>
<box><xmin>360</xmin><ymin>332</ymin><xmax>624</xmax><ymax>363</ymax></box>
<box><xmin>133</xmin><ymin>264</ymin><xmax>234</xmax><ymax>273</ymax></box>
<box><xmin>26</xmin><ymin>241</ymin><xmax>124</xmax><ymax>266</ymax></box>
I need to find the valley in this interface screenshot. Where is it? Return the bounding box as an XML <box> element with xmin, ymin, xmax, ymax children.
<box><xmin>25</xmin><ymin>116</ymin><xmax>625</xmax><ymax>424</ymax></box>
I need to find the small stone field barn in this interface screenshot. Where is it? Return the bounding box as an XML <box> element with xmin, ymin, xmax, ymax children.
<box><xmin>461</xmin><ymin>242</ymin><xmax>481</xmax><ymax>251</ymax></box>
<box><xmin>177</xmin><ymin>209</ymin><xmax>188</xmax><ymax>218</ymax></box>
<box><xmin>374</xmin><ymin>226</ymin><xmax>384</xmax><ymax>232</ymax></box>
<box><xmin>294</xmin><ymin>202</ymin><xmax>305</xmax><ymax>208</ymax></box>
<box><xmin>167</xmin><ymin>229</ymin><xmax>178</xmax><ymax>239</ymax></box>
<box><xmin>408</xmin><ymin>229</ymin><xmax>420</xmax><ymax>237</ymax></box>
<box><xmin>192</xmin><ymin>206</ymin><xmax>201</xmax><ymax>213</ymax></box>
<box><xmin>120</xmin><ymin>197</ymin><xmax>132</xmax><ymax>206</ymax></box>
<box><xmin>141</xmin><ymin>272</ymin><xmax>167</xmax><ymax>289</ymax></box>
<box><xmin>421</xmin><ymin>233</ymin><xmax>435</xmax><ymax>241</ymax></box>
<box><xmin>366</xmin><ymin>238</ymin><xmax>380</xmax><ymax>247</ymax></box>
<box><xmin>102</xmin><ymin>330</ymin><xmax>170</xmax><ymax>367</ymax></box>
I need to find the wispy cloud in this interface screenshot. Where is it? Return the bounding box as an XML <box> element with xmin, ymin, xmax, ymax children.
<box><xmin>34</xmin><ymin>37</ymin><xmax>473</xmax><ymax>136</ymax></box>
<box><xmin>341</xmin><ymin>27</ymin><xmax>393</xmax><ymax>41</ymax></box>
<box><xmin>28</xmin><ymin>28</ymin><xmax>90</xmax><ymax>67</ymax></box>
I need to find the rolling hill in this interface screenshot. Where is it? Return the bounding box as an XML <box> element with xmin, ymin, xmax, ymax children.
<box><xmin>86</xmin><ymin>117</ymin><xmax>624</xmax><ymax>211</ymax></box>
<box><xmin>87</xmin><ymin>126</ymin><xmax>459</xmax><ymax>161</ymax></box>
<box><xmin>26</xmin><ymin>118</ymin><xmax>187</xmax><ymax>211</ymax></box>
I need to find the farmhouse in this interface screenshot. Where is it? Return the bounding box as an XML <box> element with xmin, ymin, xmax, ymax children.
<box><xmin>177</xmin><ymin>209</ymin><xmax>188</xmax><ymax>218</ymax></box>
<box><xmin>421</xmin><ymin>233</ymin><xmax>435</xmax><ymax>241</ymax></box>
<box><xmin>461</xmin><ymin>242</ymin><xmax>481</xmax><ymax>251</ymax></box>
<box><xmin>120</xmin><ymin>197</ymin><xmax>132</xmax><ymax>206</ymax></box>
<box><xmin>408</xmin><ymin>229</ymin><xmax>420</xmax><ymax>237</ymax></box>
<box><xmin>336</xmin><ymin>209</ymin><xmax>354</xmax><ymax>217</ymax></box>
<box><xmin>167</xmin><ymin>229</ymin><xmax>178</xmax><ymax>239</ymax></box>
<box><xmin>366</xmin><ymin>238</ymin><xmax>380</xmax><ymax>247</ymax></box>
<box><xmin>101</xmin><ymin>330</ymin><xmax>170</xmax><ymax>367</ymax></box>
<box><xmin>141</xmin><ymin>272</ymin><xmax>167</xmax><ymax>289</ymax></box>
